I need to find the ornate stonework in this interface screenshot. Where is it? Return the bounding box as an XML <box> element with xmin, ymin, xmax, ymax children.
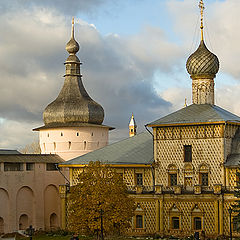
<box><xmin>192</xmin><ymin>78</ymin><xmax>214</xmax><ymax>104</ymax></box>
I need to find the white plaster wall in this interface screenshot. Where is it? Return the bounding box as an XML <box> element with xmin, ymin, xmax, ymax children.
<box><xmin>39</xmin><ymin>127</ymin><xmax>109</xmax><ymax>161</ymax></box>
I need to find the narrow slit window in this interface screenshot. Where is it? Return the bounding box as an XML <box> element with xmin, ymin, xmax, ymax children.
<box><xmin>136</xmin><ymin>215</ymin><xmax>143</xmax><ymax>229</ymax></box>
<box><xmin>184</xmin><ymin>145</ymin><xmax>192</xmax><ymax>162</ymax></box>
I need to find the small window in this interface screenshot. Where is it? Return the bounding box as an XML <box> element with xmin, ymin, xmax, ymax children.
<box><xmin>172</xmin><ymin>217</ymin><xmax>180</xmax><ymax>229</ymax></box>
<box><xmin>194</xmin><ymin>217</ymin><xmax>202</xmax><ymax>230</ymax></box>
<box><xmin>4</xmin><ymin>163</ymin><xmax>23</xmax><ymax>171</ymax></box>
<box><xmin>76</xmin><ymin>132</ymin><xmax>79</xmax><ymax>136</ymax></box>
<box><xmin>53</xmin><ymin>142</ymin><xmax>56</xmax><ymax>151</ymax></box>
<box><xmin>26</xmin><ymin>163</ymin><xmax>34</xmax><ymax>171</ymax></box>
<box><xmin>61</xmin><ymin>132</ymin><xmax>63</xmax><ymax>136</ymax></box>
<box><xmin>68</xmin><ymin>141</ymin><xmax>71</xmax><ymax>150</ymax></box>
<box><xmin>91</xmin><ymin>132</ymin><xmax>94</xmax><ymax>136</ymax></box>
<box><xmin>47</xmin><ymin>133</ymin><xmax>50</xmax><ymax>137</ymax></box>
<box><xmin>200</xmin><ymin>173</ymin><xmax>208</xmax><ymax>186</ymax></box>
<box><xmin>131</xmin><ymin>129</ymin><xmax>133</xmax><ymax>133</ymax></box>
<box><xmin>136</xmin><ymin>215</ymin><xmax>143</xmax><ymax>229</ymax></box>
<box><xmin>84</xmin><ymin>141</ymin><xmax>87</xmax><ymax>150</ymax></box>
<box><xmin>184</xmin><ymin>145</ymin><xmax>192</xmax><ymax>162</ymax></box>
<box><xmin>136</xmin><ymin>173</ymin><xmax>143</xmax><ymax>186</ymax></box>
<box><xmin>46</xmin><ymin>163</ymin><xmax>58</xmax><ymax>171</ymax></box>
<box><xmin>170</xmin><ymin>173</ymin><xmax>177</xmax><ymax>186</ymax></box>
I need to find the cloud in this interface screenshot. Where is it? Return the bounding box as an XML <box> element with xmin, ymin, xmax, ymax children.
<box><xmin>167</xmin><ymin>0</ymin><xmax>240</xmax><ymax>79</ymax></box>
<box><xmin>0</xmin><ymin>3</ymin><xmax>185</xmax><ymax>149</ymax></box>
<box><xmin>0</xmin><ymin>0</ymin><xmax>117</xmax><ymax>16</ymax></box>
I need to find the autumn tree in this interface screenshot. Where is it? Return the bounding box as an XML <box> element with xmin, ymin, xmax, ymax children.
<box><xmin>68</xmin><ymin>161</ymin><xmax>135</xmax><ymax>238</ymax></box>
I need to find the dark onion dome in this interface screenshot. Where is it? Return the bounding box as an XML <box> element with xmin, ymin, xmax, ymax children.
<box><xmin>186</xmin><ymin>40</ymin><xmax>219</xmax><ymax>79</ymax></box>
<box><xmin>43</xmin><ymin>18</ymin><xmax>104</xmax><ymax>126</ymax></box>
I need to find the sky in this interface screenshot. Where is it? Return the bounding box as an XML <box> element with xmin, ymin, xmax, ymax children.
<box><xmin>0</xmin><ymin>0</ymin><xmax>240</xmax><ymax>150</ymax></box>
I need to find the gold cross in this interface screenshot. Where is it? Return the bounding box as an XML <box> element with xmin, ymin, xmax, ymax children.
<box><xmin>199</xmin><ymin>0</ymin><xmax>204</xmax><ymax>40</ymax></box>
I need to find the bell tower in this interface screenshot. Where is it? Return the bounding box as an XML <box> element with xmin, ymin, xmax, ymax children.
<box><xmin>34</xmin><ymin>18</ymin><xmax>113</xmax><ymax>160</ymax></box>
<box><xmin>186</xmin><ymin>0</ymin><xmax>219</xmax><ymax>105</ymax></box>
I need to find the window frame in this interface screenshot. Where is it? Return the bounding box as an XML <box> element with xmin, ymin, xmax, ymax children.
<box><xmin>169</xmin><ymin>173</ymin><xmax>177</xmax><ymax>186</ymax></box>
<box><xmin>136</xmin><ymin>215</ymin><xmax>143</xmax><ymax>229</ymax></box>
<box><xmin>136</xmin><ymin>173</ymin><xmax>143</xmax><ymax>186</ymax></box>
<box><xmin>184</xmin><ymin>145</ymin><xmax>192</xmax><ymax>162</ymax></box>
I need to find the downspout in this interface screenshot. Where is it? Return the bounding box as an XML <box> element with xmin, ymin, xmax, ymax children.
<box><xmin>145</xmin><ymin>124</ymin><xmax>155</xmax><ymax>192</ymax></box>
<box><xmin>56</xmin><ymin>164</ymin><xmax>70</xmax><ymax>185</ymax></box>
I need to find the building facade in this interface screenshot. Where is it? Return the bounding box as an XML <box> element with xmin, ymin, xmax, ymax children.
<box><xmin>59</xmin><ymin>2</ymin><xmax>240</xmax><ymax>238</ymax></box>
<box><xmin>0</xmin><ymin>151</ymin><xmax>64</xmax><ymax>233</ymax></box>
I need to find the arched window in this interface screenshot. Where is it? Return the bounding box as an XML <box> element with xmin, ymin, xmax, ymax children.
<box><xmin>167</xmin><ymin>165</ymin><xmax>178</xmax><ymax>186</ymax></box>
<box><xmin>134</xmin><ymin>204</ymin><xmax>145</xmax><ymax>231</ymax></box>
<box><xmin>19</xmin><ymin>214</ymin><xmax>28</xmax><ymax>230</ymax></box>
<box><xmin>198</xmin><ymin>164</ymin><xmax>210</xmax><ymax>187</ymax></box>
<box><xmin>53</xmin><ymin>142</ymin><xmax>56</xmax><ymax>151</ymax></box>
<box><xmin>169</xmin><ymin>204</ymin><xmax>182</xmax><ymax>230</ymax></box>
<box><xmin>84</xmin><ymin>141</ymin><xmax>87</xmax><ymax>150</ymax></box>
<box><xmin>68</xmin><ymin>141</ymin><xmax>71</xmax><ymax>150</ymax></box>
<box><xmin>191</xmin><ymin>205</ymin><xmax>204</xmax><ymax>231</ymax></box>
<box><xmin>50</xmin><ymin>213</ymin><xmax>58</xmax><ymax>230</ymax></box>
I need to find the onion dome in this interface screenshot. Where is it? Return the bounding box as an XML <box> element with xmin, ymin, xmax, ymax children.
<box><xmin>43</xmin><ymin>18</ymin><xmax>104</xmax><ymax>126</ymax></box>
<box><xmin>186</xmin><ymin>40</ymin><xmax>219</xmax><ymax>79</ymax></box>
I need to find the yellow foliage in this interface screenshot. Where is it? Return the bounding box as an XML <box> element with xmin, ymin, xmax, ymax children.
<box><xmin>68</xmin><ymin>161</ymin><xmax>135</xmax><ymax>236</ymax></box>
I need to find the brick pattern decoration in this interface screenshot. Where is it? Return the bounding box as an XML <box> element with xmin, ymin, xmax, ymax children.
<box><xmin>154</xmin><ymin>125</ymin><xmax>238</xmax><ymax>188</ymax></box>
<box><xmin>163</xmin><ymin>200</ymin><xmax>215</xmax><ymax>236</ymax></box>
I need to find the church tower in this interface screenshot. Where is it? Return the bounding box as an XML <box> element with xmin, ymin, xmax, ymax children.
<box><xmin>186</xmin><ymin>0</ymin><xmax>219</xmax><ymax>105</ymax></box>
<box><xmin>34</xmin><ymin>18</ymin><xmax>113</xmax><ymax>160</ymax></box>
<box><xmin>129</xmin><ymin>113</ymin><xmax>137</xmax><ymax>137</ymax></box>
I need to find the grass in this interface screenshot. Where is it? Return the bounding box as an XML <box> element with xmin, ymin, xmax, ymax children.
<box><xmin>4</xmin><ymin>232</ymin><xmax>154</xmax><ymax>240</ymax></box>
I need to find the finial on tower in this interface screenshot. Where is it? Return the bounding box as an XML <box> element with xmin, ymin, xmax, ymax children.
<box><xmin>66</xmin><ymin>17</ymin><xmax>79</xmax><ymax>54</ymax></box>
<box><xmin>184</xmin><ymin>98</ymin><xmax>187</xmax><ymax>108</ymax></box>
<box><xmin>71</xmin><ymin>17</ymin><xmax>74</xmax><ymax>39</ymax></box>
<box><xmin>199</xmin><ymin>0</ymin><xmax>205</xmax><ymax>41</ymax></box>
<box><xmin>129</xmin><ymin>113</ymin><xmax>137</xmax><ymax>137</ymax></box>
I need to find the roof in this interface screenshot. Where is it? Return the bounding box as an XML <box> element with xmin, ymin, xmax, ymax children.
<box><xmin>225</xmin><ymin>154</ymin><xmax>240</xmax><ymax>167</ymax></box>
<box><xmin>33</xmin><ymin>122</ymin><xmax>114</xmax><ymax>131</ymax></box>
<box><xmin>148</xmin><ymin>104</ymin><xmax>240</xmax><ymax>127</ymax></box>
<box><xmin>0</xmin><ymin>149</ymin><xmax>21</xmax><ymax>155</ymax></box>
<box><xmin>60</xmin><ymin>132</ymin><xmax>153</xmax><ymax>167</ymax></box>
<box><xmin>225</xmin><ymin>128</ymin><xmax>240</xmax><ymax>167</ymax></box>
<box><xmin>0</xmin><ymin>154</ymin><xmax>64</xmax><ymax>163</ymax></box>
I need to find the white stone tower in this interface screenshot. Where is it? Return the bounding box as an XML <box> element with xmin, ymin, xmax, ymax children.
<box><xmin>34</xmin><ymin>18</ymin><xmax>113</xmax><ymax>160</ymax></box>
<box><xmin>129</xmin><ymin>113</ymin><xmax>137</xmax><ymax>137</ymax></box>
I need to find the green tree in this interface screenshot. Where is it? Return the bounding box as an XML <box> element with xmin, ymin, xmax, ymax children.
<box><xmin>68</xmin><ymin>161</ymin><xmax>135</xmax><ymax>238</ymax></box>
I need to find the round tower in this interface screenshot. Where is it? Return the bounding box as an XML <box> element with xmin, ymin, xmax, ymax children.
<box><xmin>34</xmin><ymin>18</ymin><xmax>113</xmax><ymax>160</ymax></box>
<box><xmin>129</xmin><ymin>113</ymin><xmax>137</xmax><ymax>137</ymax></box>
<box><xmin>186</xmin><ymin>0</ymin><xmax>219</xmax><ymax>105</ymax></box>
